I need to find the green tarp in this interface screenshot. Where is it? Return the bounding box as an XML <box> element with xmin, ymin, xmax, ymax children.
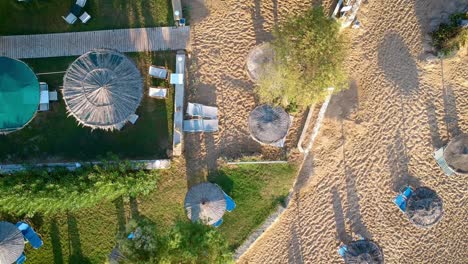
<box><xmin>0</xmin><ymin>57</ymin><xmax>39</xmax><ymax>133</ymax></box>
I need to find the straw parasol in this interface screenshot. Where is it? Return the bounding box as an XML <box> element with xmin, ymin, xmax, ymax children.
<box><xmin>246</xmin><ymin>43</ymin><xmax>275</xmax><ymax>83</ymax></box>
<box><xmin>406</xmin><ymin>187</ymin><xmax>443</xmax><ymax>228</ymax></box>
<box><xmin>0</xmin><ymin>221</ymin><xmax>25</xmax><ymax>264</ymax></box>
<box><xmin>443</xmin><ymin>133</ymin><xmax>468</xmax><ymax>175</ymax></box>
<box><xmin>184</xmin><ymin>182</ymin><xmax>226</xmax><ymax>225</ymax></box>
<box><xmin>248</xmin><ymin>105</ymin><xmax>291</xmax><ymax>144</ymax></box>
<box><xmin>63</xmin><ymin>49</ymin><xmax>143</xmax><ymax>131</ymax></box>
<box><xmin>0</xmin><ymin>56</ymin><xmax>39</xmax><ymax>135</ymax></box>
<box><xmin>343</xmin><ymin>240</ymin><xmax>384</xmax><ymax>264</ymax></box>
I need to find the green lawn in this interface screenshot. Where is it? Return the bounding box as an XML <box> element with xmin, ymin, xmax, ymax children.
<box><xmin>2</xmin><ymin>164</ymin><xmax>296</xmax><ymax>263</ymax></box>
<box><xmin>0</xmin><ymin>0</ymin><xmax>173</xmax><ymax>36</ymax></box>
<box><xmin>0</xmin><ymin>52</ymin><xmax>175</xmax><ymax>163</ymax></box>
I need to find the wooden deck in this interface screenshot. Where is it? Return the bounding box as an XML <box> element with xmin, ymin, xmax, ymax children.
<box><xmin>0</xmin><ymin>26</ymin><xmax>190</xmax><ymax>59</ymax></box>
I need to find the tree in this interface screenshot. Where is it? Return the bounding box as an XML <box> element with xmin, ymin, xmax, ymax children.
<box><xmin>257</xmin><ymin>7</ymin><xmax>348</xmax><ymax>108</ymax></box>
<box><xmin>118</xmin><ymin>218</ymin><xmax>160</xmax><ymax>264</ymax></box>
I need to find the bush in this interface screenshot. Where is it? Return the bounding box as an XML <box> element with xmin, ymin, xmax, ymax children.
<box><xmin>0</xmin><ymin>160</ymin><xmax>160</xmax><ymax>216</ymax></box>
<box><xmin>431</xmin><ymin>12</ymin><xmax>468</xmax><ymax>56</ymax></box>
<box><xmin>118</xmin><ymin>218</ymin><xmax>160</xmax><ymax>264</ymax></box>
<box><xmin>257</xmin><ymin>7</ymin><xmax>348</xmax><ymax>108</ymax></box>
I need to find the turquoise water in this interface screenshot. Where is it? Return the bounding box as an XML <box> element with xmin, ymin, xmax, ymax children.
<box><xmin>0</xmin><ymin>57</ymin><xmax>39</xmax><ymax>132</ymax></box>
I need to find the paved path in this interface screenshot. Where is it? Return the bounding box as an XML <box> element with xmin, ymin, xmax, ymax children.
<box><xmin>0</xmin><ymin>26</ymin><xmax>190</xmax><ymax>59</ymax></box>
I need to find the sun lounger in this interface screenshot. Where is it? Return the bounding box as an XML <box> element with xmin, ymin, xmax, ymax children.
<box><xmin>15</xmin><ymin>222</ymin><xmax>43</xmax><ymax>249</ymax></box>
<box><xmin>170</xmin><ymin>73</ymin><xmax>184</xmax><ymax>84</ymax></box>
<box><xmin>332</xmin><ymin>0</ymin><xmax>344</xmax><ymax>17</ymax></box>
<box><xmin>79</xmin><ymin>12</ymin><xmax>91</xmax><ymax>23</ymax></box>
<box><xmin>128</xmin><ymin>114</ymin><xmax>139</xmax><ymax>124</ymax></box>
<box><xmin>183</xmin><ymin>119</ymin><xmax>203</xmax><ymax>132</ymax></box>
<box><xmin>127</xmin><ymin>232</ymin><xmax>135</xmax><ymax>239</ymax></box>
<box><xmin>393</xmin><ymin>186</ymin><xmax>413</xmax><ymax>212</ymax></box>
<box><xmin>434</xmin><ymin>147</ymin><xmax>455</xmax><ymax>176</ymax></box>
<box><xmin>338</xmin><ymin>245</ymin><xmax>348</xmax><ymax>257</ymax></box>
<box><xmin>180</xmin><ymin>18</ymin><xmax>186</xmax><ymax>26</ymax></box>
<box><xmin>38</xmin><ymin>83</ymin><xmax>50</xmax><ymax>111</ymax></box>
<box><xmin>149</xmin><ymin>87</ymin><xmax>168</xmax><ymax>99</ymax></box>
<box><xmin>340</xmin><ymin>5</ymin><xmax>352</xmax><ymax>13</ymax></box>
<box><xmin>186</xmin><ymin>103</ymin><xmax>218</xmax><ymax>119</ymax></box>
<box><xmin>76</xmin><ymin>0</ymin><xmax>87</xmax><ymax>7</ymax></box>
<box><xmin>49</xmin><ymin>91</ymin><xmax>58</xmax><ymax>101</ymax></box>
<box><xmin>224</xmin><ymin>193</ymin><xmax>236</xmax><ymax>212</ymax></box>
<box><xmin>202</xmin><ymin>119</ymin><xmax>218</xmax><ymax>132</ymax></box>
<box><xmin>148</xmin><ymin>66</ymin><xmax>168</xmax><ymax>79</ymax></box>
<box><xmin>16</xmin><ymin>253</ymin><xmax>26</xmax><ymax>264</ymax></box>
<box><xmin>62</xmin><ymin>13</ymin><xmax>77</xmax><ymax>24</ymax></box>
<box><xmin>212</xmin><ymin>218</ymin><xmax>223</xmax><ymax>228</ymax></box>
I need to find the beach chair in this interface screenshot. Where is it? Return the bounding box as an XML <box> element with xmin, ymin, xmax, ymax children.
<box><xmin>149</xmin><ymin>87</ymin><xmax>168</xmax><ymax>99</ymax></box>
<box><xmin>183</xmin><ymin>119</ymin><xmax>203</xmax><ymax>132</ymax></box>
<box><xmin>16</xmin><ymin>253</ymin><xmax>26</xmax><ymax>264</ymax></box>
<box><xmin>49</xmin><ymin>91</ymin><xmax>58</xmax><ymax>101</ymax></box>
<box><xmin>393</xmin><ymin>186</ymin><xmax>413</xmax><ymax>212</ymax></box>
<box><xmin>170</xmin><ymin>73</ymin><xmax>184</xmax><ymax>84</ymax></box>
<box><xmin>212</xmin><ymin>218</ymin><xmax>223</xmax><ymax>228</ymax></box>
<box><xmin>79</xmin><ymin>12</ymin><xmax>91</xmax><ymax>23</ymax></box>
<box><xmin>186</xmin><ymin>103</ymin><xmax>218</xmax><ymax>119</ymax></box>
<box><xmin>62</xmin><ymin>13</ymin><xmax>77</xmax><ymax>24</ymax></box>
<box><xmin>332</xmin><ymin>0</ymin><xmax>344</xmax><ymax>17</ymax></box>
<box><xmin>16</xmin><ymin>222</ymin><xmax>43</xmax><ymax>249</ymax></box>
<box><xmin>203</xmin><ymin>119</ymin><xmax>218</xmax><ymax>132</ymax></box>
<box><xmin>338</xmin><ymin>245</ymin><xmax>348</xmax><ymax>258</ymax></box>
<box><xmin>148</xmin><ymin>66</ymin><xmax>168</xmax><ymax>79</ymax></box>
<box><xmin>179</xmin><ymin>18</ymin><xmax>186</xmax><ymax>26</ymax></box>
<box><xmin>224</xmin><ymin>193</ymin><xmax>236</xmax><ymax>212</ymax></box>
<box><xmin>76</xmin><ymin>0</ymin><xmax>87</xmax><ymax>7</ymax></box>
<box><xmin>38</xmin><ymin>82</ymin><xmax>50</xmax><ymax>111</ymax></box>
<box><xmin>127</xmin><ymin>232</ymin><xmax>135</xmax><ymax>239</ymax></box>
<box><xmin>128</xmin><ymin>114</ymin><xmax>139</xmax><ymax>125</ymax></box>
<box><xmin>434</xmin><ymin>147</ymin><xmax>455</xmax><ymax>176</ymax></box>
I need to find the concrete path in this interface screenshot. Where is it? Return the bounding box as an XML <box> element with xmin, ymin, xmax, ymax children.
<box><xmin>0</xmin><ymin>26</ymin><xmax>190</xmax><ymax>59</ymax></box>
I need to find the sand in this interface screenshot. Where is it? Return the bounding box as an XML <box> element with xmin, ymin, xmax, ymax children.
<box><xmin>184</xmin><ymin>0</ymin><xmax>468</xmax><ymax>262</ymax></box>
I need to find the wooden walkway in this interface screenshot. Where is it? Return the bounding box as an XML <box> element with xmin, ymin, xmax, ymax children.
<box><xmin>0</xmin><ymin>26</ymin><xmax>190</xmax><ymax>59</ymax></box>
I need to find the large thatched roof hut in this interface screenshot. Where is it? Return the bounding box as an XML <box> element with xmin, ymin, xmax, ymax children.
<box><xmin>62</xmin><ymin>49</ymin><xmax>143</xmax><ymax>131</ymax></box>
<box><xmin>184</xmin><ymin>182</ymin><xmax>226</xmax><ymax>225</ymax></box>
<box><xmin>248</xmin><ymin>105</ymin><xmax>291</xmax><ymax>145</ymax></box>
<box><xmin>343</xmin><ymin>239</ymin><xmax>384</xmax><ymax>264</ymax></box>
<box><xmin>0</xmin><ymin>57</ymin><xmax>39</xmax><ymax>135</ymax></box>
<box><xmin>406</xmin><ymin>187</ymin><xmax>443</xmax><ymax>228</ymax></box>
<box><xmin>0</xmin><ymin>221</ymin><xmax>25</xmax><ymax>264</ymax></box>
<box><xmin>443</xmin><ymin>133</ymin><xmax>468</xmax><ymax>175</ymax></box>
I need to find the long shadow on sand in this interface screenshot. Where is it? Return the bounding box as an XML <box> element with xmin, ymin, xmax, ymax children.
<box><xmin>331</xmin><ymin>186</ymin><xmax>352</xmax><ymax>243</ymax></box>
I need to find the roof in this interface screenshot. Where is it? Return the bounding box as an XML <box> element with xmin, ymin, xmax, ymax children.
<box><xmin>444</xmin><ymin>133</ymin><xmax>468</xmax><ymax>174</ymax></box>
<box><xmin>0</xmin><ymin>57</ymin><xmax>39</xmax><ymax>134</ymax></box>
<box><xmin>0</xmin><ymin>221</ymin><xmax>25</xmax><ymax>264</ymax></box>
<box><xmin>248</xmin><ymin>105</ymin><xmax>291</xmax><ymax>144</ymax></box>
<box><xmin>406</xmin><ymin>187</ymin><xmax>443</xmax><ymax>228</ymax></box>
<box><xmin>246</xmin><ymin>43</ymin><xmax>275</xmax><ymax>82</ymax></box>
<box><xmin>62</xmin><ymin>49</ymin><xmax>143</xmax><ymax>131</ymax></box>
<box><xmin>344</xmin><ymin>240</ymin><xmax>384</xmax><ymax>264</ymax></box>
<box><xmin>184</xmin><ymin>182</ymin><xmax>226</xmax><ymax>225</ymax></box>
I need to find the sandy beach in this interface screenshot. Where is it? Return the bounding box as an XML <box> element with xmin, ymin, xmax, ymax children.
<box><xmin>184</xmin><ymin>0</ymin><xmax>467</xmax><ymax>262</ymax></box>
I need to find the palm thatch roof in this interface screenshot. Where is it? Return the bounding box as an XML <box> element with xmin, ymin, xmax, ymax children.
<box><xmin>63</xmin><ymin>49</ymin><xmax>143</xmax><ymax>131</ymax></box>
<box><xmin>246</xmin><ymin>43</ymin><xmax>275</xmax><ymax>82</ymax></box>
<box><xmin>0</xmin><ymin>221</ymin><xmax>25</xmax><ymax>264</ymax></box>
<box><xmin>406</xmin><ymin>187</ymin><xmax>443</xmax><ymax>228</ymax></box>
<box><xmin>248</xmin><ymin>105</ymin><xmax>291</xmax><ymax>144</ymax></box>
<box><xmin>344</xmin><ymin>240</ymin><xmax>384</xmax><ymax>264</ymax></box>
<box><xmin>444</xmin><ymin>133</ymin><xmax>468</xmax><ymax>174</ymax></box>
<box><xmin>184</xmin><ymin>182</ymin><xmax>226</xmax><ymax>225</ymax></box>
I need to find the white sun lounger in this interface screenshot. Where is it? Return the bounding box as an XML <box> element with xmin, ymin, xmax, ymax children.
<box><xmin>128</xmin><ymin>114</ymin><xmax>139</xmax><ymax>125</ymax></box>
<box><xmin>434</xmin><ymin>147</ymin><xmax>455</xmax><ymax>176</ymax></box>
<box><xmin>186</xmin><ymin>103</ymin><xmax>218</xmax><ymax>119</ymax></box>
<box><xmin>49</xmin><ymin>91</ymin><xmax>58</xmax><ymax>101</ymax></box>
<box><xmin>183</xmin><ymin>119</ymin><xmax>218</xmax><ymax>132</ymax></box>
<box><xmin>149</xmin><ymin>87</ymin><xmax>168</xmax><ymax>99</ymax></box>
<box><xmin>76</xmin><ymin>0</ymin><xmax>87</xmax><ymax>7</ymax></box>
<box><xmin>62</xmin><ymin>13</ymin><xmax>77</xmax><ymax>24</ymax></box>
<box><xmin>149</xmin><ymin>66</ymin><xmax>168</xmax><ymax>79</ymax></box>
<box><xmin>79</xmin><ymin>12</ymin><xmax>91</xmax><ymax>23</ymax></box>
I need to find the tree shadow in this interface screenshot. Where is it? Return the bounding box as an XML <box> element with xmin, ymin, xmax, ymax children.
<box><xmin>129</xmin><ymin>197</ymin><xmax>141</xmax><ymax>220</ymax></box>
<box><xmin>331</xmin><ymin>186</ymin><xmax>352</xmax><ymax>243</ymax></box>
<box><xmin>425</xmin><ymin>99</ymin><xmax>443</xmax><ymax>148</ymax></box>
<box><xmin>325</xmin><ymin>79</ymin><xmax>359</xmax><ymax>120</ymax></box>
<box><xmin>181</xmin><ymin>0</ymin><xmax>210</xmax><ymax>24</ymax></box>
<box><xmin>208</xmin><ymin>170</ymin><xmax>234</xmax><ymax>195</ymax></box>
<box><xmin>386</xmin><ymin>130</ymin><xmax>421</xmax><ymax>193</ymax></box>
<box><xmin>66</xmin><ymin>213</ymin><xmax>92</xmax><ymax>264</ymax></box>
<box><xmin>251</xmin><ymin>0</ymin><xmax>273</xmax><ymax>44</ymax></box>
<box><xmin>50</xmin><ymin>218</ymin><xmax>64</xmax><ymax>264</ymax></box>
<box><xmin>293</xmin><ymin>154</ymin><xmax>314</xmax><ymax>193</ymax></box>
<box><xmin>442</xmin><ymin>82</ymin><xmax>461</xmax><ymax>138</ymax></box>
<box><xmin>288</xmin><ymin>220</ymin><xmax>305</xmax><ymax>264</ymax></box>
<box><xmin>378</xmin><ymin>33</ymin><xmax>419</xmax><ymax>95</ymax></box>
<box><xmin>114</xmin><ymin>197</ymin><xmax>127</xmax><ymax>233</ymax></box>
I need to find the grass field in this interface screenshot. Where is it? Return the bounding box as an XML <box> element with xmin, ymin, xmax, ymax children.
<box><xmin>1</xmin><ymin>163</ymin><xmax>296</xmax><ymax>263</ymax></box>
<box><xmin>0</xmin><ymin>0</ymin><xmax>173</xmax><ymax>36</ymax></box>
<box><xmin>0</xmin><ymin>52</ymin><xmax>175</xmax><ymax>163</ymax></box>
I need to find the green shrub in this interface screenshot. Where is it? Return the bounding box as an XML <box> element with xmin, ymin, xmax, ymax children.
<box><xmin>118</xmin><ymin>218</ymin><xmax>160</xmax><ymax>264</ymax></box>
<box><xmin>0</xmin><ymin>161</ymin><xmax>160</xmax><ymax>216</ymax></box>
<box><xmin>257</xmin><ymin>7</ymin><xmax>348</xmax><ymax>108</ymax></box>
<box><xmin>431</xmin><ymin>12</ymin><xmax>468</xmax><ymax>56</ymax></box>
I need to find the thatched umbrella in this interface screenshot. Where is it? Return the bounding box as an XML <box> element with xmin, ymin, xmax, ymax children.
<box><xmin>0</xmin><ymin>221</ymin><xmax>25</xmax><ymax>264</ymax></box>
<box><xmin>245</xmin><ymin>43</ymin><xmax>275</xmax><ymax>83</ymax></box>
<box><xmin>63</xmin><ymin>49</ymin><xmax>143</xmax><ymax>131</ymax></box>
<box><xmin>343</xmin><ymin>240</ymin><xmax>384</xmax><ymax>264</ymax></box>
<box><xmin>184</xmin><ymin>182</ymin><xmax>226</xmax><ymax>225</ymax></box>
<box><xmin>0</xmin><ymin>56</ymin><xmax>39</xmax><ymax>135</ymax></box>
<box><xmin>406</xmin><ymin>187</ymin><xmax>443</xmax><ymax>228</ymax></box>
<box><xmin>248</xmin><ymin>105</ymin><xmax>291</xmax><ymax>144</ymax></box>
<box><xmin>443</xmin><ymin>133</ymin><xmax>468</xmax><ymax>175</ymax></box>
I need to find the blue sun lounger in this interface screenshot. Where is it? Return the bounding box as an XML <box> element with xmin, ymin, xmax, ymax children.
<box><xmin>16</xmin><ymin>253</ymin><xmax>26</xmax><ymax>264</ymax></box>
<box><xmin>224</xmin><ymin>193</ymin><xmax>236</xmax><ymax>212</ymax></box>
<box><xmin>338</xmin><ymin>245</ymin><xmax>348</xmax><ymax>258</ymax></box>
<box><xmin>212</xmin><ymin>218</ymin><xmax>223</xmax><ymax>228</ymax></box>
<box><xmin>16</xmin><ymin>222</ymin><xmax>43</xmax><ymax>249</ymax></box>
<box><xmin>393</xmin><ymin>186</ymin><xmax>413</xmax><ymax>212</ymax></box>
